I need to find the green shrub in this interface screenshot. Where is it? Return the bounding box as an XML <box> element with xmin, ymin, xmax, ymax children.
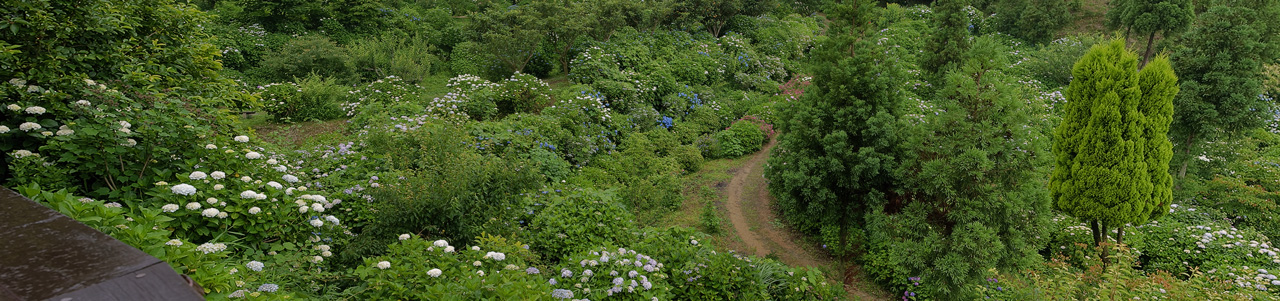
<box><xmin>714</xmin><ymin>119</ymin><xmax>765</xmax><ymax>158</ymax></box>
<box><xmin>257</xmin><ymin>35</ymin><xmax>355</xmax><ymax>83</ymax></box>
<box><xmin>1019</xmin><ymin>35</ymin><xmax>1106</xmax><ymax>88</ymax></box>
<box><xmin>339</xmin><ymin>125</ymin><xmax>540</xmax><ymax>265</ymax></box>
<box><xmin>348</xmin><ymin>34</ymin><xmax>442</xmax><ymax>84</ymax></box>
<box><xmin>529</xmin><ymin>188</ymin><xmax>637</xmax><ymax>262</ymax></box>
<box><xmin>259</xmin><ymin>74</ymin><xmax>347</xmax><ymax>122</ymax></box>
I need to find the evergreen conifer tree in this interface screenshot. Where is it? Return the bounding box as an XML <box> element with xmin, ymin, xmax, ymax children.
<box><xmin>764</xmin><ymin>0</ymin><xmax>902</xmax><ymax>256</ymax></box>
<box><xmin>878</xmin><ymin>37</ymin><xmax>1051</xmax><ymax>298</ymax></box>
<box><xmin>922</xmin><ymin>0</ymin><xmax>971</xmax><ymax>76</ymax></box>
<box><xmin>1169</xmin><ymin>3</ymin><xmax>1279</xmax><ymax>179</ymax></box>
<box><xmin>1109</xmin><ymin>0</ymin><xmax>1195</xmax><ymax>66</ymax></box>
<box><xmin>1051</xmin><ymin>39</ymin><xmax>1176</xmax><ymax>260</ymax></box>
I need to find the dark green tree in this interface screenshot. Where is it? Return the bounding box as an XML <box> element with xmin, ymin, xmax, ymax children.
<box><xmin>764</xmin><ymin>0</ymin><xmax>901</xmax><ymax>257</ymax></box>
<box><xmin>1169</xmin><ymin>3</ymin><xmax>1280</xmax><ymax>180</ymax></box>
<box><xmin>1051</xmin><ymin>39</ymin><xmax>1176</xmax><ymax>261</ymax></box>
<box><xmin>469</xmin><ymin>3</ymin><xmax>549</xmax><ymax>76</ymax></box>
<box><xmin>678</xmin><ymin>0</ymin><xmax>776</xmax><ymax>37</ymax></box>
<box><xmin>878</xmin><ymin>37</ymin><xmax>1051</xmax><ymax>298</ymax></box>
<box><xmin>990</xmin><ymin>0</ymin><xmax>1075</xmax><ymax>44</ymax></box>
<box><xmin>532</xmin><ymin>0</ymin><xmax>596</xmax><ymax>75</ymax></box>
<box><xmin>1109</xmin><ymin>0</ymin><xmax>1195</xmax><ymax>66</ymax></box>
<box><xmin>922</xmin><ymin>0</ymin><xmax>972</xmax><ymax>76</ymax></box>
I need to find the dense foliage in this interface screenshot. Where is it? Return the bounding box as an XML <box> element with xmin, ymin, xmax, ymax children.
<box><xmin>5</xmin><ymin>0</ymin><xmax>1280</xmax><ymax>298</ymax></box>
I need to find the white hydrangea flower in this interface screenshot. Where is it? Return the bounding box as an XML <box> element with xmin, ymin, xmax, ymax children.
<box><xmin>216</xmin><ymin>212</ymin><xmax>228</xmax><ymax>219</ymax></box>
<box><xmin>205</xmin><ymin>144</ymin><xmax>217</xmax><ymax>150</ymax></box>
<box><xmin>245</xmin><ymin>152</ymin><xmax>262</xmax><ymax>159</ymax></box>
<box><xmin>211</xmin><ymin>171</ymin><xmax>226</xmax><ymax>179</ymax></box>
<box><xmin>399</xmin><ymin>234</ymin><xmax>411</xmax><ymax>241</ymax></box>
<box><xmin>274</xmin><ymin>165</ymin><xmax>287</xmax><ymax>172</ymax></box>
<box><xmin>19</xmin><ymin>122</ymin><xmax>41</xmax><ymax>132</ymax></box>
<box><xmin>444</xmin><ymin>246</ymin><xmax>455</xmax><ymax>253</ymax></box>
<box><xmin>234</xmin><ymin>135</ymin><xmax>250</xmax><ymax>143</ymax></box>
<box><xmin>325</xmin><ymin>215</ymin><xmax>341</xmax><ymax>225</ymax></box>
<box><xmin>376</xmin><ymin>261</ymin><xmax>391</xmax><ymax>269</ymax></box>
<box><xmin>240</xmin><ymin>176</ymin><xmax>252</xmax><ymax>182</ymax></box>
<box><xmin>254</xmin><ymin>193</ymin><xmax>267</xmax><ymax>200</ymax></box>
<box><xmin>477</xmin><ymin>270</ymin><xmax>485</xmax><ymax>276</ymax></box>
<box><xmin>12</xmin><ymin>150</ymin><xmax>35</xmax><ymax>158</ymax></box>
<box><xmin>0</xmin><ymin>125</ymin><xmax>9</xmax><ymax>133</ymax></box>
<box><xmin>6</xmin><ymin>104</ymin><xmax>19</xmax><ymax>111</ymax></box>
<box><xmin>266</xmin><ymin>158</ymin><xmax>278</xmax><ymax>165</ymax></box>
<box><xmin>473</xmin><ymin>261</ymin><xmax>482</xmax><ymax>267</ymax></box>
<box><xmin>213</xmin><ymin>184</ymin><xmax>225</xmax><ymax>190</ymax></box>
<box><xmin>119</xmin><ymin>120</ymin><xmax>131</xmax><ymax>129</ymax></box>
<box><xmin>121</xmin><ymin>139</ymin><xmax>137</xmax><ymax>146</ymax></box>
<box><xmin>309</xmin><ymin>219</ymin><xmax>324</xmax><ymax>227</ymax></box>
<box><xmin>186</xmin><ymin>202</ymin><xmax>202</xmax><ymax>210</ymax></box>
<box><xmin>55</xmin><ymin>129</ymin><xmax>73</xmax><ymax>136</ymax></box>
<box><xmin>484</xmin><ymin>252</ymin><xmax>506</xmax><ymax>261</ymax></box>
<box><xmin>472</xmin><ymin>246</ymin><xmax>481</xmax><ymax>251</ymax></box>
<box><xmin>434</xmin><ymin>240</ymin><xmax>449</xmax><ymax>247</ymax></box>
<box><xmin>248</xmin><ymin>207</ymin><xmax>261</xmax><ymax>214</ymax></box>
<box><xmin>40</xmin><ymin>131</ymin><xmax>52</xmax><ymax>137</ymax></box>
<box><xmin>298</xmin><ymin>206</ymin><xmax>308</xmax><ymax>213</ymax></box>
<box><xmin>318</xmin><ymin>245</ymin><xmax>331</xmax><ymax>252</ymax></box>
<box><xmin>24</xmin><ymin>106</ymin><xmax>45</xmax><ymax>114</ymax></box>
<box><xmin>165</xmin><ymin>239</ymin><xmax>183</xmax><ymax>246</ymax></box>
<box><xmin>312</xmin><ymin>256</ymin><xmax>323</xmax><ymax>263</ymax></box>
<box><xmin>171</xmin><ymin>184</ymin><xmax>197</xmax><ymax>196</ymax></box>
<box><xmin>201</xmin><ymin>208</ymin><xmax>220</xmax><ymax>217</ymax></box>
<box><xmin>266</xmin><ymin>181</ymin><xmax>282</xmax><ymax>189</ymax></box>
<box><xmin>161</xmin><ymin>204</ymin><xmax>180</xmax><ymax>212</ymax></box>
<box><xmin>282</xmin><ymin>174</ymin><xmax>299</xmax><ymax>183</ymax></box>
<box><xmin>311</xmin><ymin>203</ymin><xmax>325</xmax><ymax>213</ymax></box>
<box><xmin>321</xmin><ymin>251</ymin><xmax>332</xmax><ymax>257</ymax></box>
<box><xmin>240</xmin><ymin>190</ymin><xmax>258</xmax><ymax>199</ymax></box>
<box><xmin>76</xmin><ymin>100</ymin><xmax>90</xmax><ymax>106</ymax></box>
<box><xmin>119</xmin><ymin>127</ymin><xmax>131</xmax><ymax>134</ymax></box>
<box><xmin>206</xmin><ymin>197</ymin><xmax>219</xmax><ymax>204</ymax></box>
<box><xmin>691</xmin><ymin>240</ymin><xmax>698</xmax><ymax>245</ymax></box>
<box><xmin>189</xmin><ymin>171</ymin><xmax>207</xmax><ymax>180</ymax></box>
<box><xmin>246</xmin><ymin>261</ymin><xmax>264</xmax><ymax>272</ymax></box>
<box><xmin>427</xmin><ymin>268</ymin><xmax>442</xmax><ymax>277</ymax></box>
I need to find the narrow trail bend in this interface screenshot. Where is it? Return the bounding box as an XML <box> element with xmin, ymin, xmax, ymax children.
<box><xmin>724</xmin><ymin>139</ymin><xmax>823</xmax><ymax>267</ymax></box>
<box><xmin>722</xmin><ymin>138</ymin><xmax>885</xmax><ymax>300</ymax></box>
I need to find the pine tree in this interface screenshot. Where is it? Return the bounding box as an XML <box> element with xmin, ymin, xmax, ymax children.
<box><xmin>881</xmin><ymin>36</ymin><xmax>1051</xmax><ymax>298</ymax></box>
<box><xmin>1051</xmin><ymin>39</ymin><xmax>1176</xmax><ymax>260</ymax></box>
<box><xmin>764</xmin><ymin>0</ymin><xmax>902</xmax><ymax>256</ymax></box>
<box><xmin>921</xmin><ymin>0</ymin><xmax>971</xmax><ymax>76</ymax></box>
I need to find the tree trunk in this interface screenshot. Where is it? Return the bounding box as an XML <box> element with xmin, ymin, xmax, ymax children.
<box><xmin>1175</xmin><ymin>132</ymin><xmax>1196</xmax><ymax>189</ymax></box>
<box><xmin>1141</xmin><ymin>31</ymin><xmax>1157</xmax><ymax>69</ymax></box>
<box><xmin>1099</xmin><ymin>223</ymin><xmax>1110</xmax><ymax>265</ymax></box>
<box><xmin>1117</xmin><ymin>226</ymin><xmax>1125</xmax><ymax>246</ymax></box>
<box><xmin>1090</xmin><ymin>220</ymin><xmax>1102</xmax><ymax>246</ymax></box>
<box><xmin>1124</xmin><ymin>27</ymin><xmax>1131</xmax><ymax>46</ymax></box>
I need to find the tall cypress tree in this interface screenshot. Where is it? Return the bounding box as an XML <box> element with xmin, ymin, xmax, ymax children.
<box><xmin>921</xmin><ymin>0</ymin><xmax>971</xmax><ymax>76</ymax></box>
<box><xmin>764</xmin><ymin>0</ymin><xmax>902</xmax><ymax>256</ymax></box>
<box><xmin>1051</xmin><ymin>39</ymin><xmax>1176</xmax><ymax>260</ymax></box>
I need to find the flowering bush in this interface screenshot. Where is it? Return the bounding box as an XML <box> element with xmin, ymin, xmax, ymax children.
<box><xmin>548</xmin><ymin>247</ymin><xmax>673</xmax><ymax>300</ymax></box>
<box><xmin>347</xmin><ymin>235</ymin><xmax>553</xmax><ymax>299</ymax></box>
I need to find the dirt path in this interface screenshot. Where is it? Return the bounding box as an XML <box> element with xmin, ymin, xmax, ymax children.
<box><xmin>723</xmin><ymin>139</ymin><xmax>774</xmax><ymax>258</ymax></box>
<box><xmin>723</xmin><ymin>139</ymin><xmax>887</xmax><ymax>300</ymax></box>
